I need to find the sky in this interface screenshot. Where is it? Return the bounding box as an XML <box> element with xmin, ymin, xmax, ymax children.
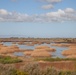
<box><xmin>0</xmin><ymin>0</ymin><xmax>76</xmax><ymax>38</ymax></box>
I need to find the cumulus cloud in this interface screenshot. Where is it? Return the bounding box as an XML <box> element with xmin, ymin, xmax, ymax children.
<box><xmin>41</xmin><ymin>4</ymin><xmax>54</xmax><ymax>9</ymax></box>
<box><xmin>0</xmin><ymin>9</ymin><xmax>10</xmax><ymax>15</ymax></box>
<box><xmin>0</xmin><ymin>8</ymin><xmax>76</xmax><ymax>22</ymax></box>
<box><xmin>45</xmin><ymin>8</ymin><xmax>76</xmax><ymax>22</ymax></box>
<box><xmin>64</xmin><ymin>8</ymin><xmax>75</xmax><ymax>13</ymax></box>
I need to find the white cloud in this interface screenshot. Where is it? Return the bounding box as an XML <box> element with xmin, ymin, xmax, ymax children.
<box><xmin>46</xmin><ymin>9</ymin><xmax>65</xmax><ymax>17</ymax></box>
<box><xmin>41</xmin><ymin>4</ymin><xmax>54</xmax><ymax>9</ymax></box>
<box><xmin>0</xmin><ymin>9</ymin><xmax>9</xmax><ymax>15</ymax></box>
<box><xmin>64</xmin><ymin>8</ymin><xmax>75</xmax><ymax>13</ymax></box>
<box><xmin>40</xmin><ymin>0</ymin><xmax>62</xmax><ymax>3</ymax></box>
<box><xmin>40</xmin><ymin>0</ymin><xmax>62</xmax><ymax>10</ymax></box>
<box><xmin>44</xmin><ymin>8</ymin><xmax>76</xmax><ymax>22</ymax></box>
<box><xmin>0</xmin><ymin>8</ymin><xmax>76</xmax><ymax>22</ymax></box>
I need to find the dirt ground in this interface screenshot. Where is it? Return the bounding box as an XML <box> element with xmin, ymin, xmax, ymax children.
<box><xmin>14</xmin><ymin>57</ymin><xmax>76</xmax><ymax>71</ymax></box>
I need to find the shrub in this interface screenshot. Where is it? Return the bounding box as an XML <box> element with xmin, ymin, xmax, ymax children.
<box><xmin>0</xmin><ymin>64</ymin><xmax>17</xmax><ymax>75</ymax></box>
<box><xmin>0</xmin><ymin>61</ymin><xmax>76</xmax><ymax>75</ymax></box>
<box><xmin>58</xmin><ymin>71</ymin><xmax>76</xmax><ymax>75</ymax></box>
<box><xmin>16</xmin><ymin>70</ymin><xmax>28</xmax><ymax>75</ymax></box>
<box><xmin>0</xmin><ymin>64</ymin><xmax>28</xmax><ymax>75</ymax></box>
<box><xmin>21</xmin><ymin>62</ymin><xmax>42</xmax><ymax>75</ymax></box>
<box><xmin>20</xmin><ymin>62</ymin><xmax>76</xmax><ymax>75</ymax></box>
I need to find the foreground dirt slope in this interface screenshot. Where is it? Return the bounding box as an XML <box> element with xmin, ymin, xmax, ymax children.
<box><xmin>14</xmin><ymin>60</ymin><xmax>76</xmax><ymax>71</ymax></box>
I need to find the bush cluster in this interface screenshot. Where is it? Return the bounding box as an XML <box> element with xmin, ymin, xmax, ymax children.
<box><xmin>0</xmin><ymin>63</ymin><xmax>76</xmax><ymax>75</ymax></box>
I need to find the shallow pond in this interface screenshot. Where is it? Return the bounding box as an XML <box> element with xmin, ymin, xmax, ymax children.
<box><xmin>2</xmin><ymin>42</ymin><xmax>68</xmax><ymax>58</ymax></box>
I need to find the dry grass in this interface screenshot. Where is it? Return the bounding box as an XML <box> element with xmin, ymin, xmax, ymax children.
<box><xmin>62</xmin><ymin>48</ymin><xmax>76</xmax><ymax>56</ymax></box>
<box><xmin>31</xmin><ymin>49</ymin><xmax>51</xmax><ymax>57</ymax></box>
<box><xmin>24</xmin><ymin>50</ymin><xmax>33</xmax><ymax>55</ymax></box>
<box><xmin>0</xmin><ymin>44</ymin><xmax>20</xmax><ymax>54</ymax></box>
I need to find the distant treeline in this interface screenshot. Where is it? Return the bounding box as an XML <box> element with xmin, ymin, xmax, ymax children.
<box><xmin>0</xmin><ymin>38</ymin><xmax>76</xmax><ymax>43</ymax></box>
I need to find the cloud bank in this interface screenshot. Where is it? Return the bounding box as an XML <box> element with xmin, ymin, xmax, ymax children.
<box><xmin>0</xmin><ymin>8</ymin><xmax>76</xmax><ymax>22</ymax></box>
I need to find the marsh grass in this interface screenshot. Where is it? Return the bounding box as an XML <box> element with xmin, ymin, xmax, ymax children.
<box><xmin>35</xmin><ymin>57</ymin><xmax>76</xmax><ymax>62</ymax></box>
<box><xmin>0</xmin><ymin>55</ymin><xmax>22</xmax><ymax>64</ymax></box>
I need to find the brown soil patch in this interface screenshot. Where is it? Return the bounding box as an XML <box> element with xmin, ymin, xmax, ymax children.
<box><xmin>39</xmin><ymin>61</ymin><xmax>76</xmax><ymax>71</ymax></box>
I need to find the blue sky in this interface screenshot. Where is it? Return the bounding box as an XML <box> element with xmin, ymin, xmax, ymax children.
<box><xmin>0</xmin><ymin>0</ymin><xmax>76</xmax><ymax>38</ymax></box>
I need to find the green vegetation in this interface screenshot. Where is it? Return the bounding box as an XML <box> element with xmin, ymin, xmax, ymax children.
<box><xmin>35</xmin><ymin>57</ymin><xmax>76</xmax><ymax>62</ymax></box>
<box><xmin>0</xmin><ymin>56</ymin><xmax>22</xmax><ymax>64</ymax></box>
<box><xmin>16</xmin><ymin>70</ymin><xmax>28</xmax><ymax>75</ymax></box>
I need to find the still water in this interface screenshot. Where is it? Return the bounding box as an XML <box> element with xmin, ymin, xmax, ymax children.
<box><xmin>3</xmin><ymin>42</ymin><xmax>68</xmax><ymax>58</ymax></box>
